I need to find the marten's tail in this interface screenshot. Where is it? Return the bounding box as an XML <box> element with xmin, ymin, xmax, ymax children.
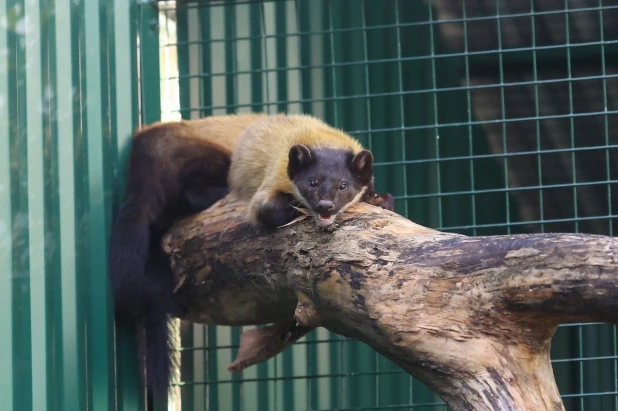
<box><xmin>142</xmin><ymin>296</ymin><xmax>174</xmax><ymax>399</ymax></box>
<box><xmin>109</xmin><ymin>200</ymin><xmax>177</xmax><ymax>394</ymax></box>
<box><xmin>109</xmin><ymin>202</ymin><xmax>159</xmax><ymax>319</ymax></box>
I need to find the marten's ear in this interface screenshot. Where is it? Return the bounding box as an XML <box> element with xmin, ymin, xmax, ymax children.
<box><xmin>288</xmin><ymin>144</ymin><xmax>314</xmax><ymax>178</ymax></box>
<box><xmin>350</xmin><ymin>150</ymin><xmax>373</xmax><ymax>186</ymax></box>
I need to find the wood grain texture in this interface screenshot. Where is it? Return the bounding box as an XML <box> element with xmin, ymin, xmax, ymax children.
<box><xmin>163</xmin><ymin>197</ymin><xmax>618</xmax><ymax>410</ymax></box>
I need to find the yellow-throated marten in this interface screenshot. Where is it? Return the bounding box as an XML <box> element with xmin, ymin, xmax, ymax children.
<box><xmin>229</xmin><ymin>114</ymin><xmax>394</xmax><ymax>228</ymax></box>
<box><xmin>108</xmin><ymin>113</ymin><xmax>394</xmax><ymax>402</ymax></box>
<box><xmin>109</xmin><ymin>114</ymin><xmax>262</xmax><ymax>401</ymax></box>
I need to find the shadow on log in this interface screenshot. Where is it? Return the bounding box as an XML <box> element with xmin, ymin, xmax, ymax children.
<box><xmin>162</xmin><ymin>197</ymin><xmax>618</xmax><ymax>410</ymax></box>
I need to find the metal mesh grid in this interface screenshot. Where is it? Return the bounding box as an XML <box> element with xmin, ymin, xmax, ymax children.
<box><xmin>150</xmin><ymin>0</ymin><xmax>618</xmax><ymax>409</ymax></box>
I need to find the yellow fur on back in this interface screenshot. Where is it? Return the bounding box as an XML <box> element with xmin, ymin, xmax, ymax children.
<box><xmin>141</xmin><ymin>113</ymin><xmax>267</xmax><ymax>153</ymax></box>
<box><xmin>228</xmin><ymin>114</ymin><xmax>364</xmax><ymax>201</ymax></box>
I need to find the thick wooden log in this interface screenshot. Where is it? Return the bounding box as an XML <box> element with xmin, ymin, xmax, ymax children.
<box><xmin>163</xmin><ymin>197</ymin><xmax>618</xmax><ymax>410</ymax></box>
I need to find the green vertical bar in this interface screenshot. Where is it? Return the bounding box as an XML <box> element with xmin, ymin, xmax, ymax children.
<box><xmin>115</xmin><ymin>326</ymin><xmax>144</xmax><ymax>411</ymax></box>
<box><xmin>207</xmin><ymin>327</ymin><xmax>219</xmax><ymax>410</ymax></box>
<box><xmin>140</xmin><ymin>2</ymin><xmax>161</xmax><ymax>125</ymax></box>
<box><xmin>529</xmin><ymin>0</ymin><xmax>545</xmax><ymax>234</ymax></box>
<box><xmin>427</xmin><ymin>2</ymin><xmax>443</xmax><ymax>230</ymax></box>
<box><xmin>260</xmin><ymin>2</ymin><xmax>275</xmax><ymax>115</ymax></box>
<box><xmin>113</xmin><ymin>0</ymin><xmax>143</xmax><ymax>409</ymax></box>
<box><xmin>399</xmin><ymin>1</ymin><xmax>433</xmax><ymax>229</ymax></box>
<box><xmin>176</xmin><ymin>5</ymin><xmax>190</xmax><ymax>119</ymax></box>
<box><xmin>225</xmin><ymin>4</ymin><xmax>237</xmax><ymax>113</ymax></box>
<box><xmin>198</xmin><ymin>6</ymin><xmax>212</xmax><ymax>117</ymax></box>
<box><xmin>39</xmin><ymin>0</ymin><xmax>62</xmax><ymax>408</ymax></box>
<box><xmin>0</xmin><ymin>0</ymin><xmax>14</xmax><ymax>408</ymax></box>
<box><xmin>322</xmin><ymin>1</ymin><xmax>337</xmax><ymax>126</ymax></box>
<box><xmin>198</xmin><ymin>326</ymin><xmax>207</xmax><ymax>411</ymax></box>
<box><xmin>250</xmin><ymin>2</ymin><xmax>263</xmax><ymax>111</ymax></box>
<box><xmin>598</xmin><ymin>0</ymin><xmax>612</xmax><ymax>238</ymax></box>
<box><xmin>200</xmin><ymin>326</ymin><xmax>209</xmax><ymax>411</ymax></box>
<box><xmin>257</xmin><ymin>329</ymin><xmax>269</xmax><ymax>411</ymax></box>
<box><xmin>462</xmin><ymin>0</ymin><xmax>477</xmax><ymax>236</ymax></box>
<box><xmin>315</xmin><ymin>329</ymin><xmax>332</xmax><ymax>409</ymax></box>
<box><xmin>494</xmin><ymin>1</ymin><xmax>510</xmax><ymax>235</ymax></box>
<box><xmin>25</xmin><ymin>1</ymin><xmax>48</xmax><ymax>410</ymax></box>
<box><xmin>275</xmin><ymin>1</ymin><xmax>287</xmax><ymax>114</ymax></box>
<box><xmin>84</xmin><ymin>0</ymin><xmax>115</xmax><ymax>409</ymax></box>
<box><xmin>7</xmin><ymin>0</ymin><xmax>33</xmax><ymax>410</ymax></box>
<box><xmin>563</xmin><ymin>0</ymin><xmax>584</xmax><ymax>237</ymax></box>
<box><xmin>330</xmin><ymin>0</ymin><xmax>369</xmax><ymax>139</ymax></box>
<box><xmin>101</xmin><ymin>0</ymin><xmax>115</xmax><ymax>218</ymax></box>
<box><xmin>70</xmin><ymin>0</ymin><xmax>90</xmax><ymax>408</ymax></box>
<box><xmin>432</xmin><ymin>0</ymin><xmax>472</xmax><ymax>237</ymax></box>
<box><xmin>113</xmin><ymin>0</ymin><xmax>139</xmax><ymax>195</ymax></box>
<box><xmin>392</xmin><ymin>0</ymin><xmax>409</xmax><ymax>218</ymax></box>
<box><xmin>563</xmin><ymin>1</ymin><xmax>579</xmax><ymax>234</ymax></box>
<box><xmin>614</xmin><ymin>326</ymin><xmax>618</xmax><ymax>410</ymax></box>
<box><xmin>578</xmin><ymin>325</ymin><xmax>585</xmax><ymax>410</ymax></box>
<box><xmin>179</xmin><ymin>325</ymin><xmax>195</xmax><ymax>411</ymax></box>
<box><xmin>582</xmin><ymin>324</ymin><xmax>614</xmax><ymax>410</ymax></box>
<box><xmin>54</xmin><ymin>0</ymin><xmax>81</xmax><ymax>408</ymax></box>
<box><xmin>232</xmin><ymin>328</ymin><xmax>241</xmax><ymax>411</ymax></box>
<box><xmin>296</xmin><ymin>0</ymin><xmax>311</xmax><ymax>116</ymax></box>
<box><xmin>359</xmin><ymin>0</ymin><xmax>373</xmax><ymax>153</ymax></box>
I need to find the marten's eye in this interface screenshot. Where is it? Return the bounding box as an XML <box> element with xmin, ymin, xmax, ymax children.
<box><xmin>308</xmin><ymin>179</ymin><xmax>317</xmax><ymax>188</ymax></box>
<box><xmin>339</xmin><ymin>183</ymin><xmax>348</xmax><ymax>191</ymax></box>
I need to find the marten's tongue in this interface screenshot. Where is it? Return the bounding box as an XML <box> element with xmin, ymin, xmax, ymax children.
<box><xmin>316</xmin><ymin>213</ymin><xmax>336</xmax><ymax>227</ymax></box>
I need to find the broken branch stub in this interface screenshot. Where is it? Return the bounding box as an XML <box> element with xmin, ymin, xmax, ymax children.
<box><xmin>163</xmin><ymin>197</ymin><xmax>618</xmax><ymax>410</ymax></box>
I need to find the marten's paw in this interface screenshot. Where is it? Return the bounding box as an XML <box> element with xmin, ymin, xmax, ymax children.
<box><xmin>363</xmin><ymin>191</ymin><xmax>395</xmax><ymax>212</ymax></box>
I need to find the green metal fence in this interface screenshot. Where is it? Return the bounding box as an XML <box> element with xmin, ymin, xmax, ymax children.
<box><xmin>2</xmin><ymin>0</ymin><xmax>617</xmax><ymax>410</ymax></box>
<box><xmin>0</xmin><ymin>1</ymin><xmax>145</xmax><ymax>410</ymax></box>
<box><xmin>154</xmin><ymin>0</ymin><xmax>618</xmax><ymax>410</ymax></box>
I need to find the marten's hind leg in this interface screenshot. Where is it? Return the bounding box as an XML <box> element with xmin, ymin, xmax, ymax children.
<box><xmin>183</xmin><ymin>185</ymin><xmax>229</xmax><ymax>213</ymax></box>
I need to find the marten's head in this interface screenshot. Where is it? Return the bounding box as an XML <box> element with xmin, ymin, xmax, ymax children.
<box><xmin>287</xmin><ymin>144</ymin><xmax>373</xmax><ymax>228</ymax></box>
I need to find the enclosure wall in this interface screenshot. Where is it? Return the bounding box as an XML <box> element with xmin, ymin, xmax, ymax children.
<box><xmin>0</xmin><ymin>1</ymin><xmax>144</xmax><ymax>410</ymax></box>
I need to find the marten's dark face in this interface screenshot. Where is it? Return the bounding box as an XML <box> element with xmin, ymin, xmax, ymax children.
<box><xmin>288</xmin><ymin>145</ymin><xmax>373</xmax><ymax>227</ymax></box>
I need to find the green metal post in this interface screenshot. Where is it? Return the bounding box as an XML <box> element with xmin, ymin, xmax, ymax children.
<box><xmin>0</xmin><ymin>0</ymin><xmax>14</xmax><ymax>409</ymax></box>
<box><xmin>113</xmin><ymin>1</ymin><xmax>143</xmax><ymax>408</ymax></box>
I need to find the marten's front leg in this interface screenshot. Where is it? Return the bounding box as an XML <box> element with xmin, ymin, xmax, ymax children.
<box><xmin>249</xmin><ymin>190</ymin><xmax>304</xmax><ymax>228</ymax></box>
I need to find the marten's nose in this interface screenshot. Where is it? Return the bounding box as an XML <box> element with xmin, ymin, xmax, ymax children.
<box><xmin>316</xmin><ymin>200</ymin><xmax>335</xmax><ymax>213</ymax></box>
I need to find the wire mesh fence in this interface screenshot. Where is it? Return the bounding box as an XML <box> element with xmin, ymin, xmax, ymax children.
<box><xmin>148</xmin><ymin>0</ymin><xmax>618</xmax><ymax>410</ymax></box>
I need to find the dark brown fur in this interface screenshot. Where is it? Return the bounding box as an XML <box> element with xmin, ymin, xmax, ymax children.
<box><xmin>109</xmin><ymin>123</ymin><xmax>233</xmax><ymax>402</ymax></box>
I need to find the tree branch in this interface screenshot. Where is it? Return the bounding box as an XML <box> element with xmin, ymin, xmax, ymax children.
<box><xmin>163</xmin><ymin>197</ymin><xmax>618</xmax><ymax>410</ymax></box>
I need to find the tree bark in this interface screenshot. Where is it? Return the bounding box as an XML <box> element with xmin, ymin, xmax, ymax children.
<box><xmin>163</xmin><ymin>197</ymin><xmax>618</xmax><ymax>411</ymax></box>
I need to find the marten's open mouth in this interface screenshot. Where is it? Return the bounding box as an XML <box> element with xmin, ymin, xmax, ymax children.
<box><xmin>315</xmin><ymin>213</ymin><xmax>337</xmax><ymax>227</ymax></box>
